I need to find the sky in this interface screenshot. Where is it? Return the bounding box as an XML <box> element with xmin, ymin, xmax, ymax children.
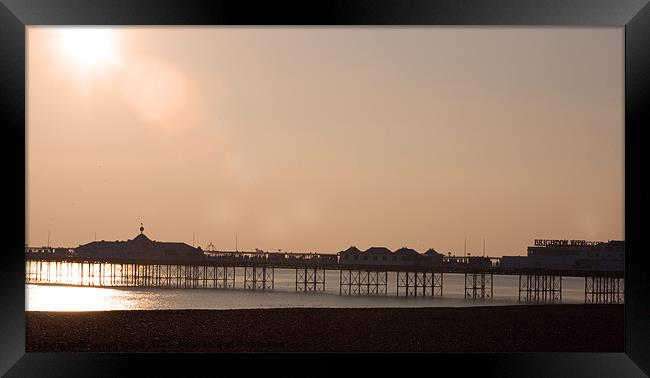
<box><xmin>26</xmin><ymin>27</ymin><xmax>624</xmax><ymax>256</ymax></box>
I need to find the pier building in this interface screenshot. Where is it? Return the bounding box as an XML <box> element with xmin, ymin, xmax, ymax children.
<box><xmin>74</xmin><ymin>224</ymin><xmax>204</xmax><ymax>260</ymax></box>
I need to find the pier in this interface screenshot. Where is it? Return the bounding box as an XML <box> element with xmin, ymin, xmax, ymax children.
<box><xmin>24</xmin><ymin>251</ymin><xmax>624</xmax><ymax>304</ymax></box>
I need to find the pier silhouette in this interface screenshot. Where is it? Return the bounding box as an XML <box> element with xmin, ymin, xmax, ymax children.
<box><xmin>25</xmin><ymin>248</ymin><xmax>623</xmax><ymax>304</ymax></box>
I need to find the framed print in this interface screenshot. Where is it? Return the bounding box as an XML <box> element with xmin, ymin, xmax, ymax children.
<box><xmin>1</xmin><ymin>0</ymin><xmax>649</xmax><ymax>376</ymax></box>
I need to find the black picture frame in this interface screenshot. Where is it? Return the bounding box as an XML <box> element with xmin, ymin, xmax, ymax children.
<box><xmin>1</xmin><ymin>0</ymin><xmax>649</xmax><ymax>376</ymax></box>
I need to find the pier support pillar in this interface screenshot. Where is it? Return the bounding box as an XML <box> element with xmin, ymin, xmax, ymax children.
<box><xmin>464</xmin><ymin>273</ymin><xmax>493</xmax><ymax>299</ymax></box>
<box><xmin>585</xmin><ymin>276</ymin><xmax>623</xmax><ymax>303</ymax></box>
<box><xmin>214</xmin><ymin>266</ymin><xmax>236</xmax><ymax>289</ymax></box>
<box><xmin>518</xmin><ymin>275</ymin><xmax>561</xmax><ymax>302</ymax></box>
<box><xmin>339</xmin><ymin>270</ymin><xmax>388</xmax><ymax>296</ymax></box>
<box><xmin>396</xmin><ymin>272</ymin><xmax>443</xmax><ymax>297</ymax></box>
<box><xmin>295</xmin><ymin>268</ymin><xmax>325</xmax><ymax>292</ymax></box>
<box><xmin>244</xmin><ymin>266</ymin><xmax>274</xmax><ymax>290</ymax></box>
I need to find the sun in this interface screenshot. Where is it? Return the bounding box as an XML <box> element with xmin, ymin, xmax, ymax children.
<box><xmin>58</xmin><ymin>28</ymin><xmax>119</xmax><ymax>68</ymax></box>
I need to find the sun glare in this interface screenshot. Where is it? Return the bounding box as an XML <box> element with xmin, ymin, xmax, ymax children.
<box><xmin>59</xmin><ymin>28</ymin><xmax>119</xmax><ymax>68</ymax></box>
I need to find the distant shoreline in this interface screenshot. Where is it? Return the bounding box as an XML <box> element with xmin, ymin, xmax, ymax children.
<box><xmin>26</xmin><ymin>304</ymin><xmax>623</xmax><ymax>352</ymax></box>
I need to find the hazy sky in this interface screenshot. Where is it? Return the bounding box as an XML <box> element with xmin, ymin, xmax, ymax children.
<box><xmin>27</xmin><ymin>27</ymin><xmax>624</xmax><ymax>256</ymax></box>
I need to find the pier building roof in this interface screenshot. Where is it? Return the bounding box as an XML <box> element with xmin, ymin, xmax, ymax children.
<box><xmin>393</xmin><ymin>247</ymin><xmax>419</xmax><ymax>255</ymax></box>
<box><xmin>74</xmin><ymin>224</ymin><xmax>203</xmax><ymax>259</ymax></box>
<box><xmin>340</xmin><ymin>246</ymin><xmax>362</xmax><ymax>255</ymax></box>
<box><xmin>424</xmin><ymin>248</ymin><xmax>444</xmax><ymax>256</ymax></box>
<box><xmin>364</xmin><ymin>247</ymin><xmax>393</xmax><ymax>255</ymax></box>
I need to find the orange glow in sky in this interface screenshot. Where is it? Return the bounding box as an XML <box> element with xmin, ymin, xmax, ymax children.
<box><xmin>26</xmin><ymin>27</ymin><xmax>624</xmax><ymax>256</ymax></box>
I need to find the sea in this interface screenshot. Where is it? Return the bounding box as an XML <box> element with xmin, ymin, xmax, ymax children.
<box><xmin>25</xmin><ymin>267</ymin><xmax>588</xmax><ymax>311</ymax></box>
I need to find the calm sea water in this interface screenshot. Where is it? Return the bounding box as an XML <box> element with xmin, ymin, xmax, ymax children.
<box><xmin>26</xmin><ymin>268</ymin><xmax>587</xmax><ymax>311</ymax></box>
